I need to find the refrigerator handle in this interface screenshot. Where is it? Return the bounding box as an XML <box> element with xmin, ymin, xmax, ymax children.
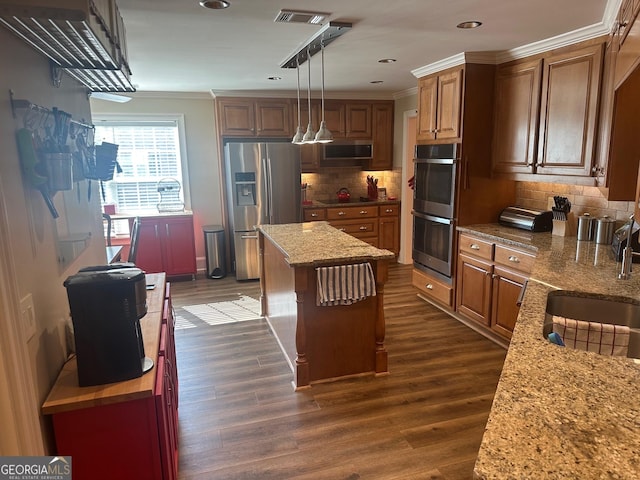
<box><xmin>263</xmin><ymin>156</ymin><xmax>274</xmax><ymax>224</ymax></box>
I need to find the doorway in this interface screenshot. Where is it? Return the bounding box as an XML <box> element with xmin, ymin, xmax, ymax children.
<box><xmin>399</xmin><ymin>110</ymin><xmax>417</xmax><ymax>264</ymax></box>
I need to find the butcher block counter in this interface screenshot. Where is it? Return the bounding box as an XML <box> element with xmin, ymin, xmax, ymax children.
<box><xmin>458</xmin><ymin>225</ymin><xmax>640</xmax><ymax>480</ymax></box>
<box><xmin>42</xmin><ymin>272</ymin><xmax>166</xmax><ymax>414</ymax></box>
<box><xmin>257</xmin><ymin>222</ymin><xmax>395</xmax><ymax>389</ymax></box>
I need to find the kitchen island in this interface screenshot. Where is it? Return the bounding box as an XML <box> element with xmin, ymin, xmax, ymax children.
<box><xmin>460</xmin><ymin>225</ymin><xmax>640</xmax><ymax>479</ymax></box>
<box><xmin>257</xmin><ymin>222</ymin><xmax>395</xmax><ymax>389</ymax></box>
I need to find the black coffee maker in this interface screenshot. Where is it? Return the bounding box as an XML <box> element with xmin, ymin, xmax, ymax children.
<box><xmin>64</xmin><ymin>265</ymin><xmax>152</xmax><ymax>387</ymax></box>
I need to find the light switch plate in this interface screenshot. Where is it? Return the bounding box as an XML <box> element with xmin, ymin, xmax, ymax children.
<box><xmin>19</xmin><ymin>294</ymin><xmax>36</xmax><ymax>342</ymax></box>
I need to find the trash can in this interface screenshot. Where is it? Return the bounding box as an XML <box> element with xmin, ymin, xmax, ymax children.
<box><xmin>203</xmin><ymin>225</ymin><xmax>226</xmax><ymax>279</ymax></box>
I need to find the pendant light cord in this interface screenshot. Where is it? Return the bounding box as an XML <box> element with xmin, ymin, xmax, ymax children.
<box><xmin>296</xmin><ymin>57</ymin><xmax>301</xmax><ymax>126</ymax></box>
<box><xmin>307</xmin><ymin>46</ymin><xmax>312</xmax><ymax>126</ymax></box>
<box><xmin>320</xmin><ymin>41</ymin><xmax>325</xmax><ymax>123</ymax></box>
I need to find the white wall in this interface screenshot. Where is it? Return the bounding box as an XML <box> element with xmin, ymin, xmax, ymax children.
<box><xmin>0</xmin><ymin>28</ymin><xmax>106</xmax><ymax>453</ymax></box>
<box><xmin>91</xmin><ymin>94</ymin><xmax>223</xmax><ymax>271</ymax></box>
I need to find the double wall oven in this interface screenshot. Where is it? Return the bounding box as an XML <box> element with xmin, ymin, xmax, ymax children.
<box><xmin>412</xmin><ymin>143</ymin><xmax>458</xmax><ymax>281</ymax></box>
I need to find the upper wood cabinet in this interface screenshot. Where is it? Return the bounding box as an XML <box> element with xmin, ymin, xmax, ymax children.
<box><xmin>491</xmin><ymin>42</ymin><xmax>604</xmax><ymax>180</ymax></box>
<box><xmin>369</xmin><ymin>102</ymin><xmax>394</xmax><ymax>170</ymax></box>
<box><xmin>417</xmin><ymin>67</ymin><xmax>463</xmax><ymax>142</ymax></box>
<box><xmin>536</xmin><ymin>44</ymin><xmax>603</xmax><ymax>177</ymax></box>
<box><xmin>491</xmin><ymin>59</ymin><xmax>543</xmax><ymax>174</ymax></box>
<box><xmin>217</xmin><ymin>98</ymin><xmax>293</xmax><ymax>137</ymax></box>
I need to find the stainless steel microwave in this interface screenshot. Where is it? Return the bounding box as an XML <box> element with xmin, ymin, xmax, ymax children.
<box><xmin>323</xmin><ymin>143</ymin><xmax>373</xmax><ymax>160</ymax></box>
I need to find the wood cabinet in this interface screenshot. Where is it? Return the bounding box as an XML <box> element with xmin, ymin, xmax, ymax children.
<box><xmin>217</xmin><ymin>97</ymin><xmax>293</xmax><ymax>137</ymax></box>
<box><xmin>305</xmin><ymin>203</ymin><xmax>400</xmax><ymax>254</ymax></box>
<box><xmin>416</xmin><ymin>67</ymin><xmax>463</xmax><ymax>142</ymax></box>
<box><xmin>491</xmin><ymin>59</ymin><xmax>543</xmax><ymax>174</ymax></box>
<box><xmin>326</xmin><ymin>205</ymin><xmax>379</xmax><ymax>246</ymax></box>
<box><xmin>536</xmin><ymin>44</ymin><xmax>603</xmax><ymax>177</ymax></box>
<box><xmin>455</xmin><ymin>233</ymin><xmax>535</xmax><ymax>340</ymax></box>
<box><xmin>369</xmin><ymin>102</ymin><xmax>394</xmax><ymax>170</ymax></box>
<box><xmin>378</xmin><ymin>204</ymin><xmax>400</xmax><ymax>253</ymax></box>
<box><xmin>412</xmin><ymin>267</ymin><xmax>453</xmax><ymax>308</ymax></box>
<box><xmin>492</xmin><ymin>42</ymin><xmax>604</xmax><ymax>181</ymax></box>
<box><xmin>42</xmin><ymin>274</ymin><xmax>179</xmax><ymax>480</ymax></box>
<box><xmin>456</xmin><ymin>234</ymin><xmax>494</xmax><ymax>325</ymax></box>
<box><xmin>136</xmin><ymin>215</ymin><xmax>196</xmax><ymax>278</ymax></box>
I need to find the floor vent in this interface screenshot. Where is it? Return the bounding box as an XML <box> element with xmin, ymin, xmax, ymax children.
<box><xmin>274</xmin><ymin>10</ymin><xmax>329</xmax><ymax>25</ymax></box>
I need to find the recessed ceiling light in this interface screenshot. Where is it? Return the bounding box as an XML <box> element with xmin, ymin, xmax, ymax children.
<box><xmin>378</xmin><ymin>58</ymin><xmax>396</xmax><ymax>64</ymax></box>
<box><xmin>370</xmin><ymin>80</ymin><xmax>384</xmax><ymax>84</ymax></box>
<box><xmin>457</xmin><ymin>20</ymin><xmax>482</xmax><ymax>29</ymax></box>
<box><xmin>200</xmin><ymin>0</ymin><xmax>230</xmax><ymax>9</ymax></box>
<box><xmin>268</xmin><ymin>76</ymin><xmax>282</xmax><ymax>81</ymax></box>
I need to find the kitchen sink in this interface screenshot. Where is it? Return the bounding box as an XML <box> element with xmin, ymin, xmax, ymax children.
<box><xmin>542</xmin><ymin>290</ymin><xmax>640</xmax><ymax>358</ymax></box>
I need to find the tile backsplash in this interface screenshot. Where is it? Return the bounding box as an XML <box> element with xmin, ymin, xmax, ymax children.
<box><xmin>516</xmin><ymin>181</ymin><xmax>634</xmax><ymax>222</ymax></box>
<box><xmin>302</xmin><ymin>168</ymin><xmax>403</xmax><ymax>202</ymax></box>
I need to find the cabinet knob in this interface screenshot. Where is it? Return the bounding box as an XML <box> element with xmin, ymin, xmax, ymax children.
<box><xmin>311</xmin><ymin>213</ymin><xmax>318</xmax><ymax>217</ymax></box>
<box><xmin>359</xmin><ymin>210</ymin><xmax>368</xmax><ymax>215</ymax></box>
<box><xmin>338</xmin><ymin>228</ymin><xmax>346</xmax><ymax>232</ymax></box>
<box><xmin>492</xmin><ymin>274</ymin><xmax>499</xmax><ymax>279</ymax></box>
<box><xmin>338</xmin><ymin>211</ymin><xmax>346</xmax><ymax>216</ymax></box>
<box><xmin>385</xmin><ymin>208</ymin><xmax>393</xmax><ymax>213</ymax></box>
<box><xmin>470</xmin><ymin>244</ymin><xmax>480</xmax><ymax>250</ymax></box>
<box><xmin>508</xmin><ymin>255</ymin><xmax>520</xmax><ymax>263</ymax></box>
<box><xmin>359</xmin><ymin>226</ymin><xmax>368</xmax><ymax>231</ymax></box>
<box><xmin>425</xmin><ymin>284</ymin><xmax>433</xmax><ymax>290</ymax></box>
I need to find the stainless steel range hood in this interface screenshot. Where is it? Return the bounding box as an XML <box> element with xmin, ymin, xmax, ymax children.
<box><xmin>0</xmin><ymin>0</ymin><xmax>134</xmax><ymax>92</ymax></box>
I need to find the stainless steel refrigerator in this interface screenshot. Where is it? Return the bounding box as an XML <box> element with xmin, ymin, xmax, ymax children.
<box><xmin>224</xmin><ymin>141</ymin><xmax>301</xmax><ymax>280</ymax></box>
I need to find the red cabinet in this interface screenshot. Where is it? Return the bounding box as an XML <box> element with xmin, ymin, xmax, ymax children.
<box><xmin>42</xmin><ymin>274</ymin><xmax>179</xmax><ymax>480</ymax></box>
<box><xmin>136</xmin><ymin>215</ymin><xmax>196</xmax><ymax>277</ymax></box>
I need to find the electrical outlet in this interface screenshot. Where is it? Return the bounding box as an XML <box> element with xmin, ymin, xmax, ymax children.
<box><xmin>19</xmin><ymin>294</ymin><xmax>36</xmax><ymax>342</ymax></box>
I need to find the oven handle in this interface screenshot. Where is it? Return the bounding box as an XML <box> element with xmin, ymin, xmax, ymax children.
<box><xmin>414</xmin><ymin>158</ymin><xmax>457</xmax><ymax>165</ymax></box>
<box><xmin>411</xmin><ymin>211</ymin><xmax>453</xmax><ymax>225</ymax></box>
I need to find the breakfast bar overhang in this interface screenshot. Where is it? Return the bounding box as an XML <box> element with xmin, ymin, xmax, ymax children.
<box><xmin>257</xmin><ymin>222</ymin><xmax>395</xmax><ymax>389</ymax></box>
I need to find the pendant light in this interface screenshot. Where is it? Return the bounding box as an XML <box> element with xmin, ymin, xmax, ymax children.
<box><xmin>291</xmin><ymin>56</ymin><xmax>305</xmax><ymax>144</ymax></box>
<box><xmin>314</xmin><ymin>40</ymin><xmax>333</xmax><ymax>143</ymax></box>
<box><xmin>302</xmin><ymin>46</ymin><xmax>316</xmax><ymax>143</ymax></box>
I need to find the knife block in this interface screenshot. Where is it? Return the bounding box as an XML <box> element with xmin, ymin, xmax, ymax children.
<box><xmin>552</xmin><ymin>212</ymin><xmax>577</xmax><ymax>237</ymax></box>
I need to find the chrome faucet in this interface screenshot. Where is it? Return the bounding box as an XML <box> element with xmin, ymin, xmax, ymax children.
<box><xmin>618</xmin><ymin>214</ymin><xmax>640</xmax><ymax>280</ymax></box>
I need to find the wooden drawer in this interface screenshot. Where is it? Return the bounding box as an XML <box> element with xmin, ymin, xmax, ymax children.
<box><xmin>379</xmin><ymin>204</ymin><xmax>399</xmax><ymax>216</ymax></box>
<box><xmin>329</xmin><ymin>219</ymin><xmax>379</xmax><ymax>237</ymax></box>
<box><xmin>326</xmin><ymin>205</ymin><xmax>378</xmax><ymax>220</ymax></box>
<box><xmin>304</xmin><ymin>208</ymin><xmax>326</xmax><ymax>221</ymax></box>
<box><xmin>494</xmin><ymin>244</ymin><xmax>536</xmax><ymax>274</ymax></box>
<box><xmin>412</xmin><ymin>268</ymin><xmax>453</xmax><ymax>307</ymax></box>
<box><xmin>458</xmin><ymin>233</ymin><xmax>493</xmax><ymax>261</ymax></box>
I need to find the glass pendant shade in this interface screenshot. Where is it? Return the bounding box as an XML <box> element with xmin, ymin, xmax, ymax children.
<box><xmin>292</xmin><ymin>58</ymin><xmax>305</xmax><ymax>144</ymax></box>
<box><xmin>314</xmin><ymin>41</ymin><xmax>333</xmax><ymax>143</ymax></box>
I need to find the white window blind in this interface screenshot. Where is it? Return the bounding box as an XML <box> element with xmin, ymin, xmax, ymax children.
<box><xmin>94</xmin><ymin>120</ymin><xmax>185</xmax><ymax>214</ymax></box>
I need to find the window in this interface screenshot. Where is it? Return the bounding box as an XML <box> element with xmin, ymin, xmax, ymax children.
<box><xmin>94</xmin><ymin>115</ymin><xmax>188</xmax><ymax>214</ymax></box>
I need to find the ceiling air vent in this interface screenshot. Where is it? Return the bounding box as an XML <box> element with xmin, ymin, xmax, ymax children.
<box><xmin>274</xmin><ymin>10</ymin><xmax>329</xmax><ymax>25</ymax></box>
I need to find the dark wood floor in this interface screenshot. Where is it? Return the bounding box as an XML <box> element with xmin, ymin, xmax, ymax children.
<box><xmin>170</xmin><ymin>263</ymin><xmax>507</xmax><ymax>480</ymax></box>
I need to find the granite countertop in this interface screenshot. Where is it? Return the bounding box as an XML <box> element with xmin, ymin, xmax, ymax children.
<box><xmin>257</xmin><ymin>222</ymin><xmax>395</xmax><ymax>267</ymax></box>
<box><xmin>460</xmin><ymin>224</ymin><xmax>640</xmax><ymax>479</ymax></box>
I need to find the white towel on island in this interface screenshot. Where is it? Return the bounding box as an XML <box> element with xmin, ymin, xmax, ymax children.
<box><xmin>316</xmin><ymin>263</ymin><xmax>376</xmax><ymax>307</ymax></box>
<box><xmin>552</xmin><ymin>315</ymin><xmax>630</xmax><ymax>356</ymax></box>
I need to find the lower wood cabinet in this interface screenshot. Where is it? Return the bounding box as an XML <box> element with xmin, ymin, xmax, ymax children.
<box><xmin>304</xmin><ymin>203</ymin><xmax>400</xmax><ymax>254</ymax></box>
<box><xmin>42</xmin><ymin>274</ymin><xmax>179</xmax><ymax>480</ymax></box>
<box><xmin>136</xmin><ymin>215</ymin><xmax>196</xmax><ymax>278</ymax></box>
<box><xmin>456</xmin><ymin>233</ymin><xmax>535</xmax><ymax>340</ymax></box>
<box><xmin>412</xmin><ymin>267</ymin><xmax>453</xmax><ymax>308</ymax></box>
<box><xmin>456</xmin><ymin>253</ymin><xmax>493</xmax><ymax>326</ymax></box>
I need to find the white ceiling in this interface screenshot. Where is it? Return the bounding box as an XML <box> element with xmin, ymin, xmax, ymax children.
<box><xmin>117</xmin><ymin>0</ymin><xmax>618</xmax><ymax>98</ymax></box>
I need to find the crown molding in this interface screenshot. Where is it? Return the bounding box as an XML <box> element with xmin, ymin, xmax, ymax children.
<box><xmin>393</xmin><ymin>86</ymin><xmax>418</xmax><ymax>100</ymax></box>
<box><xmin>210</xmin><ymin>90</ymin><xmax>395</xmax><ymax>100</ymax></box>
<box><xmin>410</xmin><ymin>0</ymin><xmax>620</xmax><ymax>80</ymax></box>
